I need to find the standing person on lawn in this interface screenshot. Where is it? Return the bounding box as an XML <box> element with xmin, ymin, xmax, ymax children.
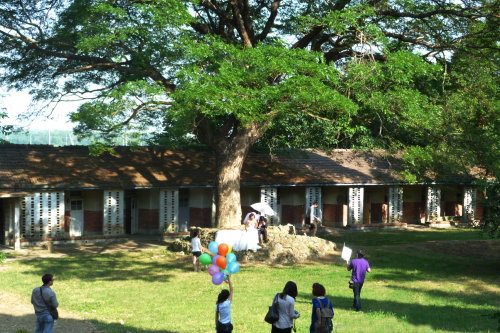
<box><xmin>347</xmin><ymin>250</ymin><xmax>371</xmax><ymax>312</ymax></box>
<box><xmin>191</xmin><ymin>228</ymin><xmax>203</xmax><ymax>272</ymax></box>
<box><xmin>304</xmin><ymin>202</ymin><xmax>321</xmax><ymax>237</ymax></box>
<box><xmin>272</xmin><ymin>281</ymin><xmax>300</xmax><ymax>333</ymax></box>
<box><xmin>31</xmin><ymin>273</ymin><xmax>59</xmax><ymax>333</ymax></box>
<box><xmin>310</xmin><ymin>283</ymin><xmax>334</xmax><ymax>333</ymax></box>
<box><xmin>215</xmin><ymin>277</ymin><xmax>234</xmax><ymax>332</ymax></box>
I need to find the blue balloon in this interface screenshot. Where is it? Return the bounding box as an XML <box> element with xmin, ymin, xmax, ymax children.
<box><xmin>227</xmin><ymin>262</ymin><xmax>240</xmax><ymax>274</ymax></box>
<box><xmin>226</xmin><ymin>253</ymin><xmax>237</xmax><ymax>263</ymax></box>
<box><xmin>212</xmin><ymin>272</ymin><xmax>225</xmax><ymax>285</ymax></box>
<box><xmin>208</xmin><ymin>241</ymin><xmax>219</xmax><ymax>254</ymax></box>
<box><xmin>212</xmin><ymin>255</ymin><xmax>220</xmax><ymax>265</ymax></box>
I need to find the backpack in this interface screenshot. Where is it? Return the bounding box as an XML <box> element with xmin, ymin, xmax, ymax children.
<box><xmin>315</xmin><ymin>298</ymin><xmax>334</xmax><ymax>333</ymax></box>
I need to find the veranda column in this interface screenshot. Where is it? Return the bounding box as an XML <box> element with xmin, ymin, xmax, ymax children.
<box><xmin>261</xmin><ymin>187</ymin><xmax>279</xmax><ymax>225</ymax></box>
<box><xmin>14</xmin><ymin>198</ymin><xmax>21</xmax><ymax>250</ymax></box>
<box><xmin>348</xmin><ymin>187</ymin><xmax>364</xmax><ymax>224</ymax></box>
<box><xmin>159</xmin><ymin>189</ymin><xmax>179</xmax><ymax>233</ymax></box>
<box><xmin>388</xmin><ymin>187</ymin><xmax>404</xmax><ymax>223</ymax></box>
<box><xmin>103</xmin><ymin>190</ymin><xmax>125</xmax><ymax>235</ymax></box>
<box><xmin>463</xmin><ymin>187</ymin><xmax>477</xmax><ymax>220</ymax></box>
<box><xmin>22</xmin><ymin>192</ymin><xmax>65</xmax><ymax>239</ymax></box>
<box><xmin>43</xmin><ymin>192</ymin><xmax>65</xmax><ymax>238</ymax></box>
<box><xmin>426</xmin><ymin>186</ymin><xmax>441</xmax><ymax>222</ymax></box>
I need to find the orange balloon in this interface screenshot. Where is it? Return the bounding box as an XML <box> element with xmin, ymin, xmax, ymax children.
<box><xmin>218</xmin><ymin>243</ymin><xmax>229</xmax><ymax>256</ymax></box>
<box><xmin>216</xmin><ymin>255</ymin><xmax>227</xmax><ymax>269</ymax></box>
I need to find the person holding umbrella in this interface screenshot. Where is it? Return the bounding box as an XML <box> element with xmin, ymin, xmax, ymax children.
<box><xmin>257</xmin><ymin>216</ymin><xmax>269</xmax><ymax>244</ymax></box>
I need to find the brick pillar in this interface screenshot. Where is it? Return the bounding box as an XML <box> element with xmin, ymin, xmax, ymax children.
<box><xmin>14</xmin><ymin>198</ymin><xmax>21</xmax><ymax>250</ymax></box>
<box><xmin>261</xmin><ymin>187</ymin><xmax>279</xmax><ymax>225</ymax></box>
<box><xmin>463</xmin><ymin>187</ymin><xmax>476</xmax><ymax>220</ymax></box>
<box><xmin>159</xmin><ymin>189</ymin><xmax>179</xmax><ymax>233</ymax></box>
<box><xmin>388</xmin><ymin>187</ymin><xmax>404</xmax><ymax>223</ymax></box>
<box><xmin>426</xmin><ymin>186</ymin><xmax>441</xmax><ymax>222</ymax></box>
<box><xmin>348</xmin><ymin>187</ymin><xmax>364</xmax><ymax>224</ymax></box>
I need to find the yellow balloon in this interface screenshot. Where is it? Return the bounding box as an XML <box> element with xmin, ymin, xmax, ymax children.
<box><xmin>227</xmin><ymin>245</ymin><xmax>232</xmax><ymax>254</ymax></box>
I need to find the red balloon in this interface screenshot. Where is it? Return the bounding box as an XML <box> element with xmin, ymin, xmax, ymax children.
<box><xmin>216</xmin><ymin>255</ymin><xmax>227</xmax><ymax>269</ymax></box>
<box><xmin>218</xmin><ymin>243</ymin><xmax>229</xmax><ymax>256</ymax></box>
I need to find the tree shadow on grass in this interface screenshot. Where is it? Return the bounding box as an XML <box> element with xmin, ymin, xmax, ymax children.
<box><xmin>362</xmin><ymin>246</ymin><xmax>499</xmax><ymax>282</ymax></box>
<box><xmin>385</xmin><ymin>284</ymin><xmax>498</xmax><ymax>308</ymax></box>
<box><xmin>0</xmin><ymin>313</ymin><xmax>180</xmax><ymax>333</ymax></box>
<box><xmin>14</xmin><ymin>251</ymin><xmax>192</xmax><ymax>282</ymax></box>
<box><xmin>296</xmin><ymin>293</ymin><xmax>497</xmax><ymax>332</ymax></box>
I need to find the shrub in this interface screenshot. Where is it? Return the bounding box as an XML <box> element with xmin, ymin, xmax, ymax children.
<box><xmin>0</xmin><ymin>252</ymin><xmax>7</xmax><ymax>264</ymax></box>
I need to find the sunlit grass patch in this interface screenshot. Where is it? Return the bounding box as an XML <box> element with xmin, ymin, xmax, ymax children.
<box><xmin>0</xmin><ymin>230</ymin><xmax>498</xmax><ymax>332</ymax></box>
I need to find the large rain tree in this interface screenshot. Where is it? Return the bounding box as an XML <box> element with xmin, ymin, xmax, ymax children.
<box><xmin>0</xmin><ymin>0</ymin><xmax>497</xmax><ymax>227</ymax></box>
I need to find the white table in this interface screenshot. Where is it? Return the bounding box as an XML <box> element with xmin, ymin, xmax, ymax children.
<box><xmin>215</xmin><ymin>229</ymin><xmax>261</xmax><ymax>252</ymax></box>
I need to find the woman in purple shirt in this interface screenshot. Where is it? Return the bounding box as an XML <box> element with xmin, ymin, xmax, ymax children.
<box><xmin>347</xmin><ymin>249</ymin><xmax>371</xmax><ymax>312</ymax></box>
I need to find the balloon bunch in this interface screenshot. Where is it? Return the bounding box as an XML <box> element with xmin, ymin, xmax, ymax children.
<box><xmin>199</xmin><ymin>241</ymin><xmax>241</xmax><ymax>285</ymax></box>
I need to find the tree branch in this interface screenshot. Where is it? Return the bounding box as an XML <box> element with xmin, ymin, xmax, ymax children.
<box><xmin>256</xmin><ymin>0</ymin><xmax>281</xmax><ymax>42</ymax></box>
<box><xmin>376</xmin><ymin>7</ymin><xmax>496</xmax><ymax>19</ymax></box>
<box><xmin>230</xmin><ymin>0</ymin><xmax>253</xmax><ymax>47</ymax></box>
<box><xmin>383</xmin><ymin>31</ymin><xmax>442</xmax><ymax>50</ymax></box>
<box><xmin>99</xmin><ymin>102</ymin><xmax>172</xmax><ymax>133</ymax></box>
<box><xmin>293</xmin><ymin>0</ymin><xmax>353</xmax><ymax>49</ymax></box>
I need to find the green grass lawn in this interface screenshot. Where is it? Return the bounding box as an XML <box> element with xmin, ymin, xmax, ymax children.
<box><xmin>1</xmin><ymin>229</ymin><xmax>498</xmax><ymax>333</ymax></box>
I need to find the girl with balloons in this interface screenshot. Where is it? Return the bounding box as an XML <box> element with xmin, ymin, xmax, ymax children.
<box><xmin>215</xmin><ymin>276</ymin><xmax>233</xmax><ymax>332</ymax></box>
<box><xmin>198</xmin><ymin>241</ymin><xmax>240</xmax><ymax>332</ymax></box>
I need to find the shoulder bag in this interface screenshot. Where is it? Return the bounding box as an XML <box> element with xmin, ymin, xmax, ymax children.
<box><xmin>40</xmin><ymin>287</ymin><xmax>59</xmax><ymax>320</ymax></box>
<box><xmin>264</xmin><ymin>293</ymin><xmax>280</xmax><ymax>324</ymax></box>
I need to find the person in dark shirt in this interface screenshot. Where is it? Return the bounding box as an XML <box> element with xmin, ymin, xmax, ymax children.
<box><xmin>257</xmin><ymin>216</ymin><xmax>269</xmax><ymax>244</ymax></box>
<box><xmin>31</xmin><ymin>273</ymin><xmax>59</xmax><ymax>333</ymax></box>
<box><xmin>347</xmin><ymin>250</ymin><xmax>371</xmax><ymax>312</ymax></box>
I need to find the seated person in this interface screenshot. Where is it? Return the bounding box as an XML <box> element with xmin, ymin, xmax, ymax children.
<box><xmin>257</xmin><ymin>216</ymin><xmax>268</xmax><ymax>244</ymax></box>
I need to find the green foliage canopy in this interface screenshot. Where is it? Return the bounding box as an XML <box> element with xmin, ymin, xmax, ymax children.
<box><xmin>0</xmin><ymin>0</ymin><xmax>497</xmax><ymax>227</ymax></box>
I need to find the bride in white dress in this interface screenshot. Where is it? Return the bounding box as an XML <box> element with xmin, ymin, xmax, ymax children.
<box><xmin>240</xmin><ymin>212</ymin><xmax>261</xmax><ymax>252</ymax></box>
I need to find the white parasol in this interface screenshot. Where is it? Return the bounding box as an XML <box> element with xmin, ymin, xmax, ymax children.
<box><xmin>250</xmin><ymin>202</ymin><xmax>276</xmax><ymax>216</ymax></box>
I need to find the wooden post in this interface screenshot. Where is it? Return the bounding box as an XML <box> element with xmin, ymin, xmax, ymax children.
<box><xmin>47</xmin><ymin>240</ymin><xmax>53</xmax><ymax>253</ymax></box>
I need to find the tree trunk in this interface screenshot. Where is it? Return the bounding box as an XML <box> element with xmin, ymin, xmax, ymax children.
<box><xmin>214</xmin><ymin>122</ymin><xmax>261</xmax><ymax>228</ymax></box>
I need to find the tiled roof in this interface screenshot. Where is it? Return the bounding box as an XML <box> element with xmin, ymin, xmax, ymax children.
<box><xmin>0</xmin><ymin>145</ymin><xmax>476</xmax><ymax>192</ymax></box>
<box><xmin>271</xmin><ymin>149</ymin><xmax>404</xmax><ymax>184</ymax></box>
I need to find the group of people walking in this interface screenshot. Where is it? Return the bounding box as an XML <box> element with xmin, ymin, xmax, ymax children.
<box><xmin>31</xmin><ymin>249</ymin><xmax>369</xmax><ymax>333</ymax></box>
<box><xmin>215</xmin><ymin>279</ymin><xmax>333</xmax><ymax>333</ymax></box>
<box><xmin>215</xmin><ymin>249</ymin><xmax>371</xmax><ymax>333</ymax></box>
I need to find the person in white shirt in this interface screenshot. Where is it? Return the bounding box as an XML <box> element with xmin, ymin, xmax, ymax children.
<box><xmin>215</xmin><ymin>277</ymin><xmax>234</xmax><ymax>332</ymax></box>
<box><xmin>191</xmin><ymin>229</ymin><xmax>202</xmax><ymax>272</ymax></box>
<box><xmin>303</xmin><ymin>202</ymin><xmax>321</xmax><ymax>237</ymax></box>
<box><xmin>272</xmin><ymin>281</ymin><xmax>300</xmax><ymax>333</ymax></box>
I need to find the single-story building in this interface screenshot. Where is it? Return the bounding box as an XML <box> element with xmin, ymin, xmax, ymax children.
<box><xmin>0</xmin><ymin>145</ymin><xmax>482</xmax><ymax>248</ymax></box>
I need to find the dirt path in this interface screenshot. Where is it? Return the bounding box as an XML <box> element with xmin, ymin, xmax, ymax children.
<box><xmin>0</xmin><ymin>291</ymin><xmax>97</xmax><ymax>333</ymax></box>
<box><xmin>0</xmin><ymin>239</ymin><xmax>166</xmax><ymax>333</ymax></box>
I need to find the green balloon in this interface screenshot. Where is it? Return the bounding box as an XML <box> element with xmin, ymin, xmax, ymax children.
<box><xmin>199</xmin><ymin>253</ymin><xmax>212</xmax><ymax>265</ymax></box>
